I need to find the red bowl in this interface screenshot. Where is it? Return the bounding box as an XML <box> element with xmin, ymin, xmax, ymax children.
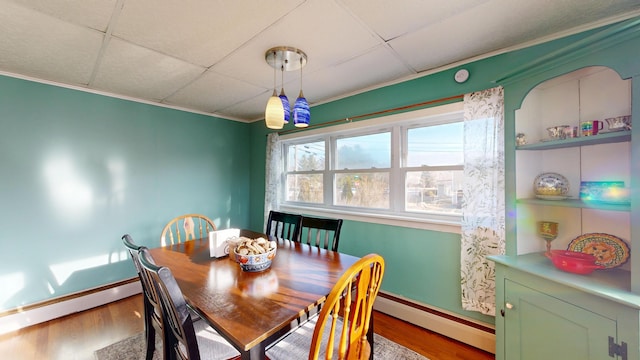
<box><xmin>546</xmin><ymin>250</ymin><xmax>605</xmax><ymax>275</ymax></box>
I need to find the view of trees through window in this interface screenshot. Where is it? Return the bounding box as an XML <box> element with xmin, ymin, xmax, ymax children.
<box><xmin>282</xmin><ymin>109</ymin><xmax>463</xmax><ymax>221</ymax></box>
<box><xmin>405</xmin><ymin>170</ymin><xmax>464</xmax><ymax>213</ymax></box>
<box><xmin>334</xmin><ymin>133</ymin><xmax>390</xmax><ymax>208</ymax></box>
<box><xmin>286</xmin><ymin>141</ymin><xmax>324</xmax><ymax>203</ymax></box>
<box><xmin>404</xmin><ymin>121</ymin><xmax>463</xmax><ymax>214</ymax></box>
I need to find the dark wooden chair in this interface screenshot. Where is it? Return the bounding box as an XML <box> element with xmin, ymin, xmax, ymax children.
<box><xmin>300</xmin><ymin>216</ymin><xmax>343</xmax><ymax>251</ymax></box>
<box><xmin>137</xmin><ymin>247</ymin><xmax>240</xmax><ymax>360</ymax></box>
<box><xmin>265</xmin><ymin>210</ymin><xmax>303</xmax><ymax>241</ymax></box>
<box><xmin>266</xmin><ymin>254</ymin><xmax>385</xmax><ymax>360</ymax></box>
<box><xmin>122</xmin><ymin>234</ymin><xmax>167</xmax><ymax>360</ymax></box>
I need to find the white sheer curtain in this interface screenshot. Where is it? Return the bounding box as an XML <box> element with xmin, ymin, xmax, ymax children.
<box><xmin>264</xmin><ymin>132</ymin><xmax>281</xmax><ymax>231</ymax></box>
<box><xmin>460</xmin><ymin>86</ymin><xmax>506</xmax><ymax>316</ymax></box>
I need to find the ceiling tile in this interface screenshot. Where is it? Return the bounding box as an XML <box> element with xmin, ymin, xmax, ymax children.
<box><xmin>164</xmin><ymin>70</ymin><xmax>267</xmax><ymax>114</ymax></box>
<box><xmin>3</xmin><ymin>0</ymin><xmax>117</xmax><ymax>31</ymax></box>
<box><xmin>389</xmin><ymin>0</ymin><xmax>640</xmax><ymax>73</ymax></box>
<box><xmin>211</xmin><ymin>0</ymin><xmax>383</xmax><ymax>90</ymax></box>
<box><xmin>303</xmin><ymin>45</ymin><xmax>415</xmax><ymax>102</ymax></box>
<box><xmin>0</xmin><ymin>1</ymin><xmax>103</xmax><ymax>85</ymax></box>
<box><xmin>112</xmin><ymin>0</ymin><xmax>305</xmax><ymax>67</ymax></box>
<box><xmin>217</xmin><ymin>95</ymin><xmax>269</xmax><ymax>122</ymax></box>
<box><xmin>339</xmin><ymin>0</ymin><xmax>488</xmax><ymax>40</ymax></box>
<box><xmin>92</xmin><ymin>38</ymin><xmax>205</xmax><ymax>101</ymax></box>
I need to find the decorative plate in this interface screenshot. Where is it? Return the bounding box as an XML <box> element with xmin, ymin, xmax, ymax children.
<box><xmin>534</xmin><ymin>172</ymin><xmax>569</xmax><ymax>197</ymax></box>
<box><xmin>567</xmin><ymin>233</ymin><xmax>630</xmax><ymax>268</ymax></box>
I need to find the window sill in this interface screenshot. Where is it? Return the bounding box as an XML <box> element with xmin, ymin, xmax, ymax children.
<box><xmin>279</xmin><ymin>204</ymin><xmax>461</xmax><ymax>234</ymax></box>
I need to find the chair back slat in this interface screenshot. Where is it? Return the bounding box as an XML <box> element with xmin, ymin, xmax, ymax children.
<box><xmin>309</xmin><ymin>253</ymin><xmax>385</xmax><ymax>360</ymax></box>
<box><xmin>301</xmin><ymin>216</ymin><xmax>343</xmax><ymax>251</ymax></box>
<box><xmin>266</xmin><ymin>211</ymin><xmax>303</xmax><ymax>241</ymax></box>
<box><xmin>161</xmin><ymin>214</ymin><xmax>216</xmax><ymax>246</ymax></box>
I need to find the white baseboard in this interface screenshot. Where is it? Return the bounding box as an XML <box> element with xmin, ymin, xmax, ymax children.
<box><xmin>374</xmin><ymin>291</ymin><xmax>496</xmax><ymax>354</ymax></box>
<box><xmin>0</xmin><ymin>280</ymin><xmax>142</xmax><ymax>336</ymax></box>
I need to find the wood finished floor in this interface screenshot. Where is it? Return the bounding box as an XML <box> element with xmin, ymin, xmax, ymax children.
<box><xmin>0</xmin><ymin>294</ymin><xmax>495</xmax><ymax>360</ymax></box>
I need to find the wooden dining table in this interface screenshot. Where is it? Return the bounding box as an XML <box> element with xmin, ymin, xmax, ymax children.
<box><xmin>148</xmin><ymin>229</ymin><xmax>361</xmax><ymax>360</ymax></box>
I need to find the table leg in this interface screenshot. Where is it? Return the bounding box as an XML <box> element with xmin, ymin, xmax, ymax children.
<box><xmin>240</xmin><ymin>343</ymin><xmax>267</xmax><ymax>360</ymax></box>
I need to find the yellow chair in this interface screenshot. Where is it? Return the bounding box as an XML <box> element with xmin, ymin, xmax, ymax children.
<box><xmin>267</xmin><ymin>253</ymin><xmax>385</xmax><ymax>360</ymax></box>
<box><xmin>160</xmin><ymin>214</ymin><xmax>216</xmax><ymax>246</ymax></box>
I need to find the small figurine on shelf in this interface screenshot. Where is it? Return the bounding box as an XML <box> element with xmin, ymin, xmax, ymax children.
<box><xmin>516</xmin><ymin>133</ymin><xmax>527</xmax><ymax>146</ymax></box>
<box><xmin>538</xmin><ymin>221</ymin><xmax>558</xmax><ymax>256</ymax></box>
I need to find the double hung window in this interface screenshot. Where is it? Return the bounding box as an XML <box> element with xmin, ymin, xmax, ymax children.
<box><xmin>281</xmin><ymin>104</ymin><xmax>463</xmax><ymax>225</ymax></box>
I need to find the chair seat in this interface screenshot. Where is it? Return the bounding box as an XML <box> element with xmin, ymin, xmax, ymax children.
<box><xmin>191</xmin><ymin>319</ymin><xmax>240</xmax><ymax>359</ymax></box>
<box><xmin>266</xmin><ymin>316</ymin><xmax>320</xmax><ymax>359</ymax></box>
<box><xmin>148</xmin><ymin>318</ymin><xmax>240</xmax><ymax>360</ymax></box>
<box><xmin>267</xmin><ymin>317</ymin><xmax>358</xmax><ymax>360</ymax></box>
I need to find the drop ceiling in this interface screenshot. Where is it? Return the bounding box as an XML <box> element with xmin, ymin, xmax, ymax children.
<box><xmin>1</xmin><ymin>0</ymin><xmax>639</xmax><ymax>122</ymax></box>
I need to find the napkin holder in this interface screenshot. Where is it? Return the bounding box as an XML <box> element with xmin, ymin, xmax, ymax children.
<box><xmin>209</xmin><ymin>228</ymin><xmax>240</xmax><ymax>258</ymax></box>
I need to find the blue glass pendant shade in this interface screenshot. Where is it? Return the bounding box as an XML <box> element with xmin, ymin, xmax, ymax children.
<box><xmin>293</xmin><ymin>91</ymin><xmax>310</xmax><ymax>128</ymax></box>
<box><xmin>279</xmin><ymin>88</ymin><xmax>290</xmax><ymax>124</ymax></box>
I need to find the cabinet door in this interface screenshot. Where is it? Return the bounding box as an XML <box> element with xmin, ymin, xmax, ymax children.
<box><xmin>505</xmin><ymin>280</ymin><xmax>617</xmax><ymax>360</ymax></box>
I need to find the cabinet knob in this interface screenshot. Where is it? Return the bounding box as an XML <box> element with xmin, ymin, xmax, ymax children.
<box><xmin>505</xmin><ymin>302</ymin><xmax>514</xmax><ymax>310</ymax></box>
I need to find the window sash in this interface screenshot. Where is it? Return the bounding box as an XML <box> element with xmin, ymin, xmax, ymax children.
<box><xmin>281</xmin><ymin>104</ymin><xmax>463</xmax><ymax>224</ymax></box>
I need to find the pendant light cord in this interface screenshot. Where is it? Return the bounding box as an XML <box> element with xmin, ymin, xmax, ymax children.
<box><xmin>272</xmin><ymin>50</ymin><xmax>277</xmax><ymax>94</ymax></box>
<box><xmin>299</xmin><ymin>57</ymin><xmax>303</xmax><ymax>95</ymax></box>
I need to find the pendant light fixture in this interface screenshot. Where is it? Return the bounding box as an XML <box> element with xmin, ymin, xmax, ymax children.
<box><xmin>293</xmin><ymin>56</ymin><xmax>310</xmax><ymax>128</ymax></box>
<box><xmin>265</xmin><ymin>47</ymin><xmax>308</xmax><ymax>129</ymax></box>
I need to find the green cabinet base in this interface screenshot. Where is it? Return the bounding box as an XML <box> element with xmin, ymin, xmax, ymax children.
<box><xmin>492</xmin><ymin>259</ymin><xmax>639</xmax><ymax>360</ymax></box>
<box><xmin>505</xmin><ymin>280</ymin><xmax>615</xmax><ymax>359</ymax></box>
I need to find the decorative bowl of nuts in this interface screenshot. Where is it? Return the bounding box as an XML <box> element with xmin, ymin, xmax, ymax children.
<box><xmin>233</xmin><ymin>237</ymin><xmax>277</xmax><ymax>272</ymax></box>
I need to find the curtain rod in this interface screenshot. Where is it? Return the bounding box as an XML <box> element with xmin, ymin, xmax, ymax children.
<box><xmin>277</xmin><ymin>94</ymin><xmax>464</xmax><ymax>135</ymax></box>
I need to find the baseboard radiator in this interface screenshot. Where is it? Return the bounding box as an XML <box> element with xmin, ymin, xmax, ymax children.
<box><xmin>374</xmin><ymin>291</ymin><xmax>495</xmax><ymax>354</ymax></box>
<box><xmin>0</xmin><ymin>281</ymin><xmax>495</xmax><ymax>354</ymax></box>
<box><xmin>0</xmin><ymin>278</ymin><xmax>141</xmax><ymax>336</ymax></box>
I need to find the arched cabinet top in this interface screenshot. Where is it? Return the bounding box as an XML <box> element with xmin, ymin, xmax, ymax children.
<box><xmin>495</xmin><ymin>16</ymin><xmax>640</xmax><ymax>110</ymax></box>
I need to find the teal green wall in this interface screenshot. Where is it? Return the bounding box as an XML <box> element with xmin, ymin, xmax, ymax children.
<box><xmin>249</xmin><ymin>18</ymin><xmax>639</xmax><ymax>325</ymax></box>
<box><xmin>0</xmin><ymin>76</ymin><xmax>251</xmax><ymax>310</ymax></box>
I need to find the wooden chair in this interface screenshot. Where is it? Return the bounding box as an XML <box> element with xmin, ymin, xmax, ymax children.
<box><xmin>137</xmin><ymin>247</ymin><xmax>240</xmax><ymax>360</ymax></box>
<box><xmin>122</xmin><ymin>234</ymin><xmax>168</xmax><ymax>360</ymax></box>
<box><xmin>300</xmin><ymin>216</ymin><xmax>343</xmax><ymax>251</ymax></box>
<box><xmin>265</xmin><ymin>210</ymin><xmax>303</xmax><ymax>241</ymax></box>
<box><xmin>160</xmin><ymin>214</ymin><xmax>216</xmax><ymax>246</ymax></box>
<box><xmin>297</xmin><ymin>216</ymin><xmax>344</xmax><ymax>320</ymax></box>
<box><xmin>267</xmin><ymin>253</ymin><xmax>385</xmax><ymax>360</ymax></box>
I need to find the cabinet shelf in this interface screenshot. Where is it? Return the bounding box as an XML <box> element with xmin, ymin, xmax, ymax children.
<box><xmin>517</xmin><ymin>198</ymin><xmax>630</xmax><ymax>211</ymax></box>
<box><xmin>517</xmin><ymin>131</ymin><xmax>630</xmax><ymax>150</ymax></box>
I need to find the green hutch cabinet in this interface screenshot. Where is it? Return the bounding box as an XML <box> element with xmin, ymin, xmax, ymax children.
<box><xmin>490</xmin><ymin>18</ymin><xmax>640</xmax><ymax>360</ymax></box>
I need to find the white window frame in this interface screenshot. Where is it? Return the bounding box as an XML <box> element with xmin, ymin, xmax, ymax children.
<box><xmin>279</xmin><ymin>102</ymin><xmax>463</xmax><ymax>234</ymax></box>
